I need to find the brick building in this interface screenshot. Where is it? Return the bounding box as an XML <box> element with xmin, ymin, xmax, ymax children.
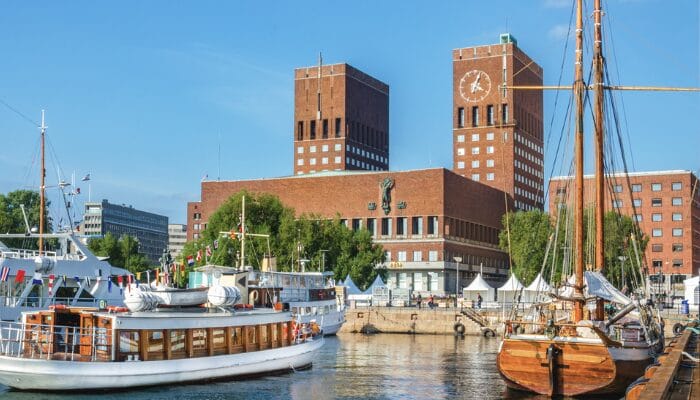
<box><xmin>294</xmin><ymin>63</ymin><xmax>389</xmax><ymax>175</ymax></box>
<box><xmin>188</xmin><ymin>169</ymin><xmax>511</xmax><ymax>295</ymax></box>
<box><xmin>453</xmin><ymin>34</ymin><xmax>544</xmax><ymax>211</ymax></box>
<box><xmin>549</xmin><ymin>170</ymin><xmax>700</xmax><ymax>295</ymax></box>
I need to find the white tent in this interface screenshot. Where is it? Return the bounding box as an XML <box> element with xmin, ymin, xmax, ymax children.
<box><xmin>684</xmin><ymin>276</ymin><xmax>699</xmax><ymax>310</ymax></box>
<box><xmin>462</xmin><ymin>273</ymin><xmax>496</xmax><ymax>301</ymax></box>
<box><xmin>342</xmin><ymin>274</ymin><xmax>362</xmax><ymax>295</ymax></box>
<box><xmin>363</xmin><ymin>275</ymin><xmax>387</xmax><ymax>295</ymax></box>
<box><xmin>523</xmin><ymin>273</ymin><xmax>552</xmax><ymax>303</ymax></box>
<box><xmin>498</xmin><ymin>273</ymin><xmax>525</xmax><ymax>304</ymax></box>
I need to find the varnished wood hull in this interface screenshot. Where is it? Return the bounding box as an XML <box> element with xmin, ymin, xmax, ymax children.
<box><xmin>497</xmin><ymin>337</ymin><xmax>652</xmax><ymax>396</ymax></box>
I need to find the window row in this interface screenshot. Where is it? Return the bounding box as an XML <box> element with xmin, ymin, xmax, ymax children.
<box><xmin>346</xmin><ymin>144</ymin><xmax>387</xmax><ymax>164</ymax></box>
<box><xmin>514</xmin><ymin>159</ymin><xmax>543</xmax><ymax>179</ymax></box>
<box><xmin>443</xmin><ymin>217</ymin><xmax>500</xmax><ymax>245</ymax></box>
<box><xmin>347</xmin><ymin>157</ymin><xmax>383</xmax><ymax>170</ymax></box>
<box><xmin>651</xmin><ymin>259</ymin><xmax>684</xmax><ymax>270</ymax></box>
<box><xmin>297</xmin><ymin>143</ymin><xmax>343</xmax><ymax>154</ymax></box>
<box><xmin>633</xmin><ymin>212</ymin><xmax>684</xmax><ymax>222</ymax></box>
<box><xmin>620</xmin><ymin>182</ymin><xmax>684</xmax><ymax>193</ymax></box>
<box><xmin>616</xmin><ymin>197</ymin><xmax>683</xmax><ymax>208</ymax></box>
<box><xmin>650</xmin><ymin>228</ymin><xmax>684</xmax><ymax>237</ymax></box>
<box><xmin>515</xmin><ymin>145</ymin><xmax>543</xmax><ymax>167</ymax></box>
<box><xmin>456</xmin><ymin>104</ymin><xmax>508</xmax><ymax>128</ymax></box>
<box><xmin>651</xmin><ymin>243</ymin><xmax>684</xmax><ymax>252</ymax></box>
<box><xmin>342</xmin><ymin>216</ymin><xmax>439</xmax><ymax>237</ymax></box>
<box><xmin>297</xmin><ymin>118</ymin><xmax>342</xmax><ymax>141</ymax></box>
<box><xmin>385</xmin><ymin>250</ymin><xmax>440</xmax><ymax>262</ymax></box>
<box><xmin>470</xmin><ymin>173</ymin><xmax>495</xmax><ymax>181</ymax></box>
<box><xmin>514</xmin><ymin>132</ymin><xmax>543</xmax><ymax>154</ymax></box>
<box><xmin>297</xmin><ymin>157</ymin><xmax>342</xmax><ymax>166</ymax></box>
<box><xmin>515</xmin><ymin>186</ymin><xmax>543</xmax><ymax>203</ymax></box>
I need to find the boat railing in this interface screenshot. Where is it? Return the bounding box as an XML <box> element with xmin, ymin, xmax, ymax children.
<box><xmin>0</xmin><ymin>248</ymin><xmax>61</xmax><ymax>259</ymax></box>
<box><xmin>1</xmin><ymin>295</ymin><xmax>103</xmax><ymax>309</ymax></box>
<box><xmin>0</xmin><ymin>321</ymin><xmax>110</xmax><ymax>361</ymax></box>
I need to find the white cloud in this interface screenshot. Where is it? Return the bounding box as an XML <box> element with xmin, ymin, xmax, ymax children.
<box><xmin>548</xmin><ymin>24</ymin><xmax>571</xmax><ymax>40</ymax></box>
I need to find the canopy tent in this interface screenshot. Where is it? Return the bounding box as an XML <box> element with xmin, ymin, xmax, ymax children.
<box><xmin>523</xmin><ymin>273</ymin><xmax>552</xmax><ymax>303</ymax></box>
<box><xmin>342</xmin><ymin>274</ymin><xmax>362</xmax><ymax>295</ymax></box>
<box><xmin>498</xmin><ymin>273</ymin><xmax>525</xmax><ymax>304</ymax></box>
<box><xmin>363</xmin><ymin>275</ymin><xmax>387</xmax><ymax>295</ymax></box>
<box><xmin>462</xmin><ymin>273</ymin><xmax>496</xmax><ymax>301</ymax></box>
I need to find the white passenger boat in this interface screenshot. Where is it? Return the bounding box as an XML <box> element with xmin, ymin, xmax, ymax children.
<box><xmin>0</xmin><ymin>233</ymin><xmax>130</xmax><ymax>321</ymax></box>
<box><xmin>0</xmin><ymin>286</ymin><xmax>323</xmax><ymax>391</ymax></box>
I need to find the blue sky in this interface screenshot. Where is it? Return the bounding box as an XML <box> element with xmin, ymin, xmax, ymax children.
<box><xmin>0</xmin><ymin>0</ymin><xmax>697</xmax><ymax>225</ymax></box>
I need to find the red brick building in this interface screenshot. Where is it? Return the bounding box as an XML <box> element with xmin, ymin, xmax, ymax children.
<box><xmin>549</xmin><ymin>170</ymin><xmax>700</xmax><ymax>295</ymax></box>
<box><xmin>453</xmin><ymin>34</ymin><xmax>544</xmax><ymax>211</ymax></box>
<box><xmin>294</xmin><ymin>63</ymin><xmax>389</xmax><ymax>175</ymax></box>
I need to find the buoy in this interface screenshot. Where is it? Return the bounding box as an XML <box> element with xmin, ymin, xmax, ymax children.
<box><xmin>672</xmin><ymin>322</ymin><xmax>684</xmax><ymax>336</ymax></box>
<box><xmin>454</xmin><ymin>322</ymin><xmax>466</xmax><ymax>335</ymax></box>
<box><xmin>49</xmin><ymin>304</ymin><xmax>67</xmax><ymax>311</ymax></box>
<box><xmin>482</xmin><ymin>328</ymin><xmax>496</xmax><ymax>337</ymax></box>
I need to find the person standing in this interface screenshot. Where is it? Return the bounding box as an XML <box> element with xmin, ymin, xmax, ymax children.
<box><xmin>416</xmin><ymin>293</ymin><xmax>422</xmax><ymax>309</ymax></box>
<box><xmin>477</xmin><ymin>293</ymin><xmax>483</xmax><ymax>309</ymax></box>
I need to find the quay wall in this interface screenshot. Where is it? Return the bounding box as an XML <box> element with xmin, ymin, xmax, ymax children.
<box><xmin>339</xmin><ymin>307</ymin><xmax>505</xmax><ymax>335</ymax></box>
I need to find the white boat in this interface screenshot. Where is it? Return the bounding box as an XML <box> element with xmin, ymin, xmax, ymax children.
<box><xmin>0</xmin><ymin>287</ymin><xmax>323</xmax><ymax>391</ymax></box>
<box><xmin>251</xmin><ymin>270</ymin><xmax>346</xmax><ymax>336</ymax></box>
<box><xmin>0</xmin><ymin>233</ymin><xmax>130</xmax><ymax>321</ymax></box>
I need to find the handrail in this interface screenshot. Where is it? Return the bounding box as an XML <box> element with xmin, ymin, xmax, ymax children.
<box><xmin>0</xmin><ymin>321</ymin><xmax>111</xmax><ymax>361</ymax></box>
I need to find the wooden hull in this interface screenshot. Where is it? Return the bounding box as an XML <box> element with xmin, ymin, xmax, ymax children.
<box><xmin>497</xmin><ymin>337</ymin><xmax>652</xmax><ymax>396</ymax></box>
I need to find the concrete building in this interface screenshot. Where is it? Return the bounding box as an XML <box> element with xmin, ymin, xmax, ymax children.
<box><xmin>549</xmin><ymin>170</ymin><xmax>700</xmax><ymax>297</ymax></box>
<box><xmin>294</xmin><ymin>63</ymin><xmax>389</xmax><ymax>175</ymax></box>
<box><xmin>82</xmin><ymin>200</ymin><xmax>169</xmax><ymax>264</ymax></box>
<box><xmin>453</xmin><ymin>33</ymin><xmax>544</xmax><ymax>211</ymax></box>
<box><xmin>168</xmin><ymin>224</ymin><xmax>187</xmax><ymax>259</ymax></box>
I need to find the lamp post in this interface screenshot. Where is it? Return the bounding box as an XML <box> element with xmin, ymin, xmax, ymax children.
<box><xmin>453</xmin><ymin>256</ymin><xmax>462</xmax><ymax>306</ymax></box>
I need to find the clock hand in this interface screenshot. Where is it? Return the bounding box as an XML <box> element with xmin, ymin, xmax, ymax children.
<box><xmin>471</xmin><ymin>73</ymin><xmax>482</xmax><ymax>93</ymax></box>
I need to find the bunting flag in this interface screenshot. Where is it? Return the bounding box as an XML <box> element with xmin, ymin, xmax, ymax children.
<box><xmin>0</xmin><ymin>267</ymin><xmax>9</xmax><ymax>282</ymax></box>
<box><xmin>32</xmin><ymin>272</ymin><xmax>43</xmax><ymax>285</ymax></box>
<box><xmin>62</xmin><ymin>274</ymin><xmax>67</xmax><ymax>287</ymax></box>
<box><xmin>127</xmin><ymin>275</ymin><xmax>133</xmax><ymax>293</ymax></box>
<box><xmin>15</xmin><ymin>269</ymin><xmax>25</xmax><ymax>283</ymax></box>
<box><xmin>213</xmin><ymin>239</ymin><xmax>219</xmax><ymax>250</ymax></box>
<box><xmin>108</xmin><ymin>279</ymin><xmax>112</xmax><ymax>293</ymax></box>
<box><xmin>48</xmin><ymin>274</ymin><xmax>55</xmax><ymax>296</ymax></box>
<box><xmin>187</xmin><ymin>255</ymin><xmax>195</xmax><ymax>266</ymax></box>
<box><xmin>136</xmin><ymin>272</ymin><xmax>141</xmax><ymax>281</ymax></box>
<box><xmin>196</xmin><ymin>250</ymin><xmax>202</xmax><ymax>262</ymax></box>
<box><xmin>180</xmin><ymin>264</ymin><xmax>185</xmax><ymax>278</ymax></box>
<box><xmin>206</xmin><ymin>245</ymin><xmax>212</xmax><ymax>257</ymax></box>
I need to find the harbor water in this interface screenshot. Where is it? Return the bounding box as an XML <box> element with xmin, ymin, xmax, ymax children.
<box><xmin>0</xmin><ymin>333</ymin><xmax>593</xmax><ymax>400</ymax></box>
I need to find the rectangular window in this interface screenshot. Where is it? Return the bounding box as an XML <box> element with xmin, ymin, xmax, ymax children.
<box><xmin>486</xmin><ymin>132</ymin><xmax>494</xmax><ymax>141</ymax></box>
<box><xmin>296</xmin><ymin>159</ymin><xmax>304</xmax><ymax>166</ymax></box>
<box><xmin>652</xmin><ymin>244</ymin><xmax>663</xmax><ymax>252</ymax></box>
<box><xmin>652</xmin><ymin>228</ymin><xmax>662</xmax><ymax>237</ymax></box>
<box><xmin>384</xmin><ymin>251</ymin><xmax>391</xmax><ymax>262</ymax></box>
<box><xmin>457</xmin><ymin>147</ymin><xmax>465</xmax><ymax>156</ymax></box>
<box><xmin>471</xmin><ymin>160</ymin><xmax>480</xmax><ymax>168</ymax></box>
<box><xmin>613</xmin><ymin>199</ymin><xmax>623</xmax><ymax>208</ymax></box>
<box><xmin>335</xmin><ymin>118</ymin><xmax>342</xmax><ymax>138</ymax></box>
<box><xmin>321</xmin><ymin>157</ymin><xmax>328</xmax><ymax>165</ymax></box>
<box><xmin>170</xmin><ymin>330</ymin><xmax>186</xmax><ymax>358</ymax></box>
<box><xmin>396</xmin><ymin>217</ymin><xmax>407</xmax><ymax>235</ymax></box>
<box><xmin>486</xmin><ymin>173</ymin><xmax>495</xmax><ymax>181</ymax></box>
<box><xmin>458</xmin><ymin>107</ymin><xmax>465</xmax><ymax>128</ymax></box>
<box><xmin>672</xmin><ymin>197</ymin><xmax>682</xmax><ymax>206</ymax></box>
<box><xmin>413</xmin><ymin>251</ymin><xmax>422</xmax><ymax>262</ymax></box>
<box><xmin>427</xmin><ymin>216</ymin><xmax>438</xmax><ymax>235</ymax></box>
<box><xmin>428</xmin><ymin>251</ymin><xmax>438</xmax><ymax>262</ymax></box>
<box><xmin>672</xmin><ymin>228</ymin><xmax>683</xmax><ymax>237</ymax></box>
<box><xmin>633</xmin><ymin>198</ymin><xmax>642</xmax><ymax>207</ymax></box>
<box><xmin>486</xmin><ymin>159</ymin><xmax>494</xmax><ymax>167</ymax></box>
<box><xmin>457</xmin><ymin>134</ymin><xmax>465</xmax><ymax>143</ymax></box>
<box><xmin>471</xmin><ymin>147</ymin><xmax>480</xmax><ymax>155</ymax></box>
<box><xmin>651</xmin><ymin>183</ymin><xmax>662</xmax><ymax>191</ymax></box>
<box><xmin>672</xmin><ymin>213</ymin><xmax>682</xmax><ymax>221</ymax></box>
<box><xmin>486</xmin><ymin>146</ymin><xmax>494</xmax><ymax>154</ymax></box>
<box><xmin>322</xmin><ymin>144</ymin><xmax>328</xmax><ymax>152</ymax></box>
<box><xmin>457</xmin><ymin>161</ymin><xmax>465</xmax><ymax>169</ymax></box>
<box><xmin>322</xmin><ymin>119</ymin><xmax>328</xmax><ymax>138</ymax></box>
<box><xmin>367</xmin><ymin>218</ymin><xmax>376</xmax><ymax>237</ymax></box>
<box><xmin>309</xmin><ymin>158</ymin><xmax>316</xmax><ymax>165</ymax></box>
<box><xmin>672</xmin><ymin>260</ymin><xmax>683</xmax><ymax>268</ymax></box>
<box><xmin>472</xmin><ymin>174</ymin><xmax>480</xmax><ymax>181</ymax></box>
<box><xmin>632</xmin><ymin>184</ymin><xmax>642</xmax><ymax>192</ymax></box>
<box><xmin>381</xmin><ymin>217</ymin><xmax>392</xmax><ymax>236</ymax></box>
<box><xmin>411</xmin><ymin>217</ymin><xmax>423</xmax><ymax>235</ymax></box>
<box><xmin>334</xmin><ymin>143</ymin><xmax>341</xmax><ymax>151</ymax></box>
<box><xmin>634</xmin><ymin>214</ymin><xmax>642</xmax><ymax>222</ymax></box>
<box><xmin>614</xmin><ymin>185</ymin><xmax>623</xmax><ymax>193</ymax></box>
<box><xmin>471</xmin><ymin>133</ymin><xmax>480</xmax><ymax>142</ymax></box>
<box><xmin>502</xmin><ymin>104</ymin><xmax>509</xmax><ymax>123</ymax></box>
<box><xmin>310</xmin><ymin>120</ymin><xmax>316</xmax><ymax>140</ymax></box>
<box><xmin>651</xmin><ymin>198</ymin><xmax>662</xmax><ymax>207</ymax></box>
<box><xmin>310</xmin><ymin>145</ymin><xmax>316</xmax><ymax>153</ymax></box>
<box><xmin>472</xmin><ymin>106</ymin><xmax>479</xmax><ymax>127</ymax></box>
<box><xmin>297</xmin><ymin>121</ymin><xmax>304</xmax><ymax>140</ymax></box>
<box><xmin>672</xmin><ymin>243</ymin><xmax>683</xmax><ymax>252</ymax></box>
<box><xmin>672</xmin><ymin>182</ymin><xmax>682</xmax><ymax>191</ymax></box>
<box><xmin>652</xmin><ymin>213</ymin><xmax>662</xmax><ymax>222</ymax></box>
<box><xmin>297</xmin><ymin>146</ymin><xmax>304</xmax><ymax>154</ymax></box>
<box><xmin>398</xmin><ymin>251</ymin><xmax>407</xmax><ymax>262</ymax></box>
<box><xmin>487</xmin><ymin>105</ymin><xmax>494</xmax><ymax>126</ymax></box>
<box><xmin>352</xmin><ymin>218</ymin><xmax>362</xmax><ymax>231</ymax></box>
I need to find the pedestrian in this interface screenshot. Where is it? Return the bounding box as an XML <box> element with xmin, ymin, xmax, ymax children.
<box><xmin>416</xmin><ymin>293</ymin><xmax>422</xmax><ymax>309</ymax></box>
<box><xmin>477</xmin><ymin>293</ymin><xmax>483</xmax><ymax>309</ymax></box>
<box><xmin>428</xmin><ymin>295</ymin><xmax>435</xmax><ymax>309</ymax></box>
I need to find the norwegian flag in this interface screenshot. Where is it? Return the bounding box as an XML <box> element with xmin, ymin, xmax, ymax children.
<box><xmin>0</xmin><ymin>267</ymin><xmax>9</xmax><ymax>282</ymax></box>
<box><xmin>187</xmin><ymin>255</ymin><xmax>195</xmax><ymax>266</ymax></box>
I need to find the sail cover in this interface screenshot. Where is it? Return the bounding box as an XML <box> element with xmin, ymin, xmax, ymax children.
<box><xmin>584</xmin><ymin>271</ymin><xmax>632</xmax><ymax>305</ymax></box>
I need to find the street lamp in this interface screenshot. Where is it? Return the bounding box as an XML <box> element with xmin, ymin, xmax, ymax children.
<box><xmin>453</xmin><ymin>256</ymin><xmax>462</xmax><ymax>303</ymax></box>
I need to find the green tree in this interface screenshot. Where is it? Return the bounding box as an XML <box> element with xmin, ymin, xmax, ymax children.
<box><xmin>601</xmin><ymin>211</ymin><xmax>648</xmax><ymax>289</ymax></box>
<box><xmin>498</xmin><ymin>209</ymin><xmax>552</xmax><ymax>285</ymax></box>
<box><xmin>0</xmin><ymin>190</ymin><xmax>52</xmax><ymax>248</ymax></box>
<box><xmin>88</xmin><ymin>233</ymin><xmax>151</xmax><ymax>273</ymax></box>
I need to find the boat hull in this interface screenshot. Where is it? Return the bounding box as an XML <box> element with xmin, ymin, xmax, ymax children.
<box><xmin>0</xmin><ymin>338</ymin><xmax>323</xmax><ymax>391</ymax></box>
<box><xmin>497</xmin><ymin>336</ymin><xmax>652</xmax><ymax>396</ymax></box>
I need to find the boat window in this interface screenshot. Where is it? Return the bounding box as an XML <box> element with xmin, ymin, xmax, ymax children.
<box><xmin>271</xmin><ymin>323</ymin><xmax>279</xmax><ymax>344</ymax></box>
<box><xmin>147</xmin><ymin>331</ymin><xmax>165</xmax><ymax>360</ymax></box>
<box><xmin>212</xmin><ymin>328</ymin><xmax>227</xmax><ymax>355</ymax></box>
<box><xmin>192</xmin><ymin>329</ymin><xmax>207</xmax><ymax>356</ymax></box>
<box><xmin>170</xmin><ymin>330</ymin><xmax>186</xmax><ymax>359</ymax></box>
<box><xmin>259</xmin><ymin>324</ymin><xmax>269</xmax><ymax>346</ymax></box>
<box><xmin>119</xmin><ymin>331</ymin><xmax>140</xmax><ymax>355</ymax></box>
<box><xmin>231</xmin><ymin>327</ymin><xmax>243</xmax><ymax>348</ymax></box>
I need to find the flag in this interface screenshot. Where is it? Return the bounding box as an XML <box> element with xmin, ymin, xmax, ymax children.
<box><xmin>48</xmin><ymin>274</ymin><xmax>55</xmax><ymax>296</ymax></box>
<box><xmin>32</xmin><ymin>272</ymin><xmax>42</xmax><ymax>285</ymax></box>
<box><xmin>213</xmin><ymin>239</ymin><xmax>219</xmax><ymax>250</ymax></box>
<box><xmin>81</xmin><ymin>173</ymin><xmax>91</xmax><ymax>181</ymax></box>
<box><xmin>108</xmin><ymin>279</ymin><xmax>112</xmax><ymax>293</ymax></box>
<box><xmin>196</xmin><ymin>250</ymin><xmax>202</xmax><ymax>262</ymax></box>
<box><xmin>187</xmin><ymin>255</ymin><xmax>195</xmax><ymax>266</ymax></box>
<box><xmin>15</xmin><ymin>269</ymin><xmax>25</xmax><ymax>283</ymax></box>
<box><xmin>0</xmin><ymin>267</ymin><xmax>9</xmax><ymax>282</ymax></box>
<box><xmin>206</xmin><ymin>245</ymin><xmax>212</xmax><ymax>257</ymax></box>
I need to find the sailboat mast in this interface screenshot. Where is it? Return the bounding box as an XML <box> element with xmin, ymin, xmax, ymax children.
<box><xmin>593</xmin><ymin>0</ymin><xmax>605</xmax><ymax>272</ymax></box>
<box><xmin>240</xmin><ymin>195</ymin><xmax>246</xmax><ymax>269</ymax></box>
<box><xmin>38</xmin><ymin>110</ymin><xmax>46</xmax><ymax>256</ymax></box>
<box><xmin>573</xmin><ymin>0</ymin><xmax>585</xmax><ymax>322</ymax></box>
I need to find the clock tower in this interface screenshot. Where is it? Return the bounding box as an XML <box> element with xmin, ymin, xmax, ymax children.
<box><xmin>452</xmin><ymin>34</ymin><xmax>544</xmax><ymax>211</ymax></box>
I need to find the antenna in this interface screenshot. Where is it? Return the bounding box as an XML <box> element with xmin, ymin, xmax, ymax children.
<box><xmin>38</xmin><ymin>110</ymin><xmax>47</xmax><ymax>255</ymax></box>
<box><xmin>317</xmin><ymin>52</ymin><xmax>322</xmax><ymax>120</ymax></box>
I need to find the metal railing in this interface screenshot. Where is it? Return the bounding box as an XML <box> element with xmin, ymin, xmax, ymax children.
<box><xmin>0</xmin><ymin>321</ymin><xmax>110</xmax><ymax>361</ymax></box>
<box><xmin>1</xmin><ymin>295</ymin><xmax>103</xmax><ymax>308</ymax></box>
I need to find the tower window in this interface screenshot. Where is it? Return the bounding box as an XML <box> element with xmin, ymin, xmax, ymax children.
<box><xmin>472</xmin><ymin>106</ymin><xmax>479</xmax><ymax>127</ymax></box>
<box><xmin>487</xmin><ymin>105</ymin><xmax>494</xmax><ymax>126</ymax></box>
<box><xmin>322</xmin><ymin>119</ymin><xmax>328</xmax><ymax>139</ymax></box>
<box><xmin>297</xmin><ymin>121</ymin><xmax>304</xmax><ymax>141</ymax></box>
<box><xmin>502</xmin><ymin>104</ymin><xmax>509</xmax><ymax>123</ymax></box>
<box><xmin>310</xmin><ymin>120</ymin><xmax>316</xmax><ymax>140</ymax></box>
<box><xmin>335</xmin><ymin>118</ymin><xmax>342</xmax><ymax>138</ymax></box>
<box><xmin>458</xmin><ymin>107</ymin><xmax>465</xmax><ymax>128</ymax></box>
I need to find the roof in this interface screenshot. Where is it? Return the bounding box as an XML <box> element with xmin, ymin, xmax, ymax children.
<box><xmin>498</xmin><ymin>273</ymin><xmax>524</xmax><ymax>291</ymax></box>
<box><xmin>464</xmin><ymin>273</ymin><xmax>495</xmax><ymax>291</ymax></box>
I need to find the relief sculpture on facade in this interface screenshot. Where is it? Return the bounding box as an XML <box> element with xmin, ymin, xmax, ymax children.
<box><xmin>380</xmin><ymin>177</ymin><xmax>394</xmax><ymax>215</ymax></box>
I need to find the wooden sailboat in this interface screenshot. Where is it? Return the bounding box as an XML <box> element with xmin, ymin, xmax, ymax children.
<box><xmin>496</xmin><ymin>0</ymin><xmax>669</xmax><ymax>396</ymax></box>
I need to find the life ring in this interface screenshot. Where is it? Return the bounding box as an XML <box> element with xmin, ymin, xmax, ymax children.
<box><xmin>453</xmin><ymin>322</ymin><xmax>466</xmax><ymax>335</ymax></box>
<box><xmin>672</xmin><ymin>322</ymin><xmax>684</xmax><ymax>336</ymax></box>
<box><xmin>49</xmin><ymin>304</ymin><xmax>67</xmax><ymax>311</ymax></box>
<box><xmin>106</xmin><ymin>306</ymin><xmax>128</xmax><ymax>313</ymax></box>
<box><xmin>249</xmin><ymin>290</ymin><xmax>259</xmax><ymax>304</ymax></box>
<box><xmin>482</xmin><ymin>328</ymin><xmax>496</xmax><ymax>337</ymax></box>
<box><xmin>234</xmin><ymin>303</ymin><xmax>253</xmax><ymax>310</ymax></box>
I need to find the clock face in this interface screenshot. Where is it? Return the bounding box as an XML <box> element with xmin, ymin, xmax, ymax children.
<box><xmin>459</xmin><ymin>70</ymin><xmax>491</xmax><ymax>102</ymax></box>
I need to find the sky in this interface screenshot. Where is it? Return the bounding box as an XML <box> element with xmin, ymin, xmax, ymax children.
<box><xmin>0</xmin><ymin>0</ymin><xmax>698</xmax><ymax>225</ymax></box>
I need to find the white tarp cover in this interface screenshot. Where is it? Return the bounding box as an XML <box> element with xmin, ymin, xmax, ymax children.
<box><xmin>342</xmin><ymin>274</ymin><xmax>363</xmax><ymax>295</ymax></box>
<box><xmin>363</xmin><ymin>275</ymin><xmax>386</xmax><ymax>295</ymax></box>
<box><xmin>584</xmin><ymin>271</ymin><xmax>632</xmax><ymax>305</ymax></box>
<box><xmin>684</xmin><ymin>276</ymin><xmax>699</xmax><ymax>305</ymax></box>
<box><xmin>498</xmin><ymin>273</ymin><xmax>525</xmax><ymax>303</ymax></box>
<box><xmin>463</xmin><ymin>273</ymin><xmax>496</xmax><ymax>301</ymax></box>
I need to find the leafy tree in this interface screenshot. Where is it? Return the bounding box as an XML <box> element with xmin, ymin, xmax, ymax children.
<box><xmin>601</xmin><ymin>211</ymin><xmax>648</xmax><ymax>289</ymax></box>
<box><xmin>0</xmin><ymin>190</ymin><xmax>52</xmax><ymax>248</ymax></box>
<box><xmin>498</xmin><ymin>209</ymin><xmax>552</xmax><ymax>286</ymax></box>
<box><xmin>88</xmin><ymin>233</ymin><xmax>151</xmax><ymax>273</ymax></box>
